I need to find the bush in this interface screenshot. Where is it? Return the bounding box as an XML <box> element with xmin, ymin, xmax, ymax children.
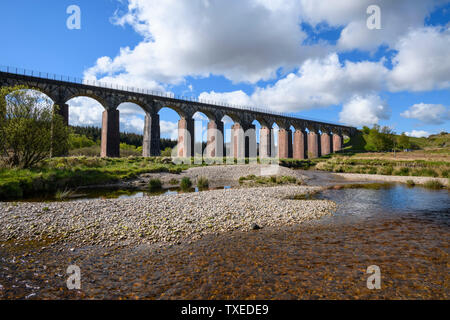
<box><xmin>180</xmin><ymin>177</ymin><xmax>192</xmax><ymax>190</ymax></box>
<box><xmin>197</xmin><ymin>176</ymin><xmax>209</xmax><ymax>189</ymax></box>
<box><xmin>406</xmin><ymin>180</ymin><xmax>415</xmax><ymax>187</ymax></box>
<box><xmin>367</xmin><ymin>167</ymin><xmax>378</xmax><ymax>174</ymax></box>
<box><xmin>0</xmin><ymin>86</ymin><xmax>69</xmax><ymax>168</ymax></box>
<box><xmin>69</xmin><ymin>145</ymin><xmax>101</xmax><ymax>157</ymax></box>
<box><xmin>168</xmin><ymin>167</ymin><xmax>182</xmax><ymax>174</ymax></box>
<box><xmin>68</xmin><ymin>133</ymin><xmax>96</xmax><ymax>150</ymax></box>
<box><xmin>277</xmin><ymin>176</ymin><xmax>297</xmax><ymax>184</ymax></box>
<box><xmin>394</xmin><ymin>167</ymin><xmax>410</xmax><ymax>176</ymax></box>
<box><xmin>169</xmin><ymin>178</ymin><xmax>178</xmax><ymax>185</ymax></box>
<box><xmin>412</xmin><ymin>168</ymin><xmax>439</xmax><ymax>177</ymax></box>
<box><xmin>148</xmin><ymin>178</ymin><xmax>162</xmax><ymax>191</ymax></box>
<box><xmin>161</xmin><ymin>147</ymin><xmax>172</xmax><ymax>157</ymax></box>
<box><xmin>423</xmin><ymin>180</ymin><xmax>444</xmax><ymax>189</ymax></box>
<box><xmin>378</xmin><ymin>166</ymin><xmax>394</xmax><ymax>175</ymax></box>
<box><xmin>441</xmin><ymin>170</ymin><xmax>449</xmax><ymax>178</ymax></box>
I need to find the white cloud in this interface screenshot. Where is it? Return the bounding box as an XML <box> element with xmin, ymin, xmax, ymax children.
<box><xmin>389</xmin><ymin>27</ymin><xmax>450</xmax><ymax>92</ymax></box>
<box><xmin>68</xmin><ymin>97</ymin><xmax>104</xmax><ymax>127</ymax></box>
<box><xmin>118</xmin><ymin>102</ymin><xmax>146</xmax><ymax>115</ymax></box>
<box><xmin>200</xmin><ymin>53</ymin><xmax>388</xmax><ymax>112</ymax></box>
<box><xmin>160</xmin><ymin>120</ymin><xmax>178</xmax><ymax>140</ymax></box>
<box><xmin>199</xmin><ymin>90</ymin><xmax>252</xmax><ymax>107</ymax></box>
<box><xmin>119</xmin><ymin>114</ymin><xmax>144</xmax><ymax>134</ymax></box>
<box><xmin>299</xmin><ymin>0</ymin><xmax>444</xmax><ymax>51</ymax></box>
<box><xmin>405</xmin><ymin>130</ymin><xmax>431</xmax><ymax>138</ymax></box>
<box><xmin>84</xmin><ymin>0</ymin><xmax>329</xmax><ymax>86</ymax></box>
<box><xmin>76</xmin><ymin>1</ymin><xmax>449</xmax><ymax>133</ymax></box>
<box><xmin>401</xmin><ymin>103</ymin><xmax>450</xmax><ymax>125</ymax></box>
<box><xmin>339</xmin><ymin>94</ymin><xmax>390</xmax><ymax>127</ymax></box>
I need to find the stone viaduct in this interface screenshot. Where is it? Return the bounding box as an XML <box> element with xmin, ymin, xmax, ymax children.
<box><xmin>0</xmin><ymin>69</ymin><xmax>357</xmax><ymax>159</ymax></box>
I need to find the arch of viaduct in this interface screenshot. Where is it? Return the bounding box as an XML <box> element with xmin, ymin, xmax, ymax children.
<box><xmin>0</xmin><ymin>71</ymin><xmax>357</xmax><ymax>159</ymax></box>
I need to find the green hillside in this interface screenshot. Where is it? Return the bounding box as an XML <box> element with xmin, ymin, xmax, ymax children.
<box><xmin>408</xmin><ymin>133</ymin><xmax>450</xmax><ymax>149</ymax></box>
<box><xmin>345</xmin><ymin>129</ymin><xmax>449</xmax><ymax>152</ymax></box>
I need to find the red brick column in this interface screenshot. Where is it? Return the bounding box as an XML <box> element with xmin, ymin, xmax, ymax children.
<box><xmin>307</xmin><ymin>131</ymin><xmax>319</xmax><ymax>158</ymax></box>
<box><xmin>101</xmin><ymin>109</ymin><xmax>120</xmax><ymax>158</ymax></box>
<box><xmin>232</xmin><ymin>123</ymin><xmax>245</xmax><ymax>159</ymax></box>
<box><xmin>321</xmin><ymin>132</ymin><xmax>332</xmax><ymax>156</ymax></box>
<box><xmin>206</xmin><ymin>120</ymin><xmax>223</xmax><ymax>158</ymax></box>
<box><xmin>177</xmin><ymin>118</ymin><xmax>194</xmax><ymax>158</ymax></box>
<box><xmin>259</xmin><ymin>126</ymin><xmax>271</xmax><ymax>159</ymax></box>
<box><xmin>287</xmin><ymin>130</ymin><xmax>293</xmax><ymax>158</ymax></box>
<box><xmin>333</xmin><ymin>134</ymin><xmax>343</xmax><ymax>153</ymax></box>
<box><xmin>278</xmin><ymin>128</ymin><xmax>289</xmax><ymax>159</ymax></box>
<box><xmin>293</xmin><ymin>130</ymin><xmax>306</xmax><ymax>159</ymax></box>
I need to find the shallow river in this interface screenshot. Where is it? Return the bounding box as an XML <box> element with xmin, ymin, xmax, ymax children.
<box><xmin>0</xmin><ymin>184</ymin><xmax>448</xmax><ymax>299</ymax></box>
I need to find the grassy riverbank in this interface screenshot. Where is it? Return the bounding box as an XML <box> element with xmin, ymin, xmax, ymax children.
<box><xmin>314</xmin><ymin>156</ymin><xmax>450</xmax><ymax>178</ymax></box>
<box><xmin>0</xmin><ymin>157</ymin><xmax>190</xmax><ymax>200</ymax></box>
<box><xmin>2</xmin><ymin>148</ymin><xmax>449</xmax><ymax>200</ymax></box>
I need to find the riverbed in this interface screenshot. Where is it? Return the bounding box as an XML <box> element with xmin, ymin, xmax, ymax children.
<box><xmin>0</xmin><ymin>171</ymin><xmax>448</xmax><ymax>299</ymax></box>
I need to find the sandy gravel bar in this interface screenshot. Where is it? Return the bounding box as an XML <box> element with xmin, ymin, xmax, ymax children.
<box><xmin>331</xmin><ymin>173</ymin><xmax>449</xmax><ymax>186</ymax></box>
<box><xmin>125</xmin><ymin>164</ymin><xmax>307</xmax><ymax>188</ymax></box>
<box><xmin>0</xmin><ymin>186</ymin><xmax>335</xmax><ymax>247</ymax></box>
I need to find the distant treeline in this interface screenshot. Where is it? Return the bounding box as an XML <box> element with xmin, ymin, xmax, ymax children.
<box><xmin>70</xmin><ymin>126</ymin><xmax>177</xmax><ymax>150</ymax></box>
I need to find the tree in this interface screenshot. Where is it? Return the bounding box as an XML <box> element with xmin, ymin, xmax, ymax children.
<box><xmin>364</xmin><ymin>125</ymin><xmax>395</xmax><ymax>152</ymax></box>
<box><xmin>68</xmin><ymin>132</ymin><xmax>96</xmax><ymax>149</ymax></box>
<box><xmin>0</xmin><ymin>86</ymin><xmax>68</xmax><ymax>168</ymax></box>
<box><xmin>397</xmin><ymin>133</ymin><xmax>411</xmax><ymax>150</ymax></box>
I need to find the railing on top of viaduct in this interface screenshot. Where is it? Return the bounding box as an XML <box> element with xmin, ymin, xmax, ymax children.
<box><xmin>0</xmin><ymin>65</ymin><xmax>353</xmax><ymax>130</ymax></box>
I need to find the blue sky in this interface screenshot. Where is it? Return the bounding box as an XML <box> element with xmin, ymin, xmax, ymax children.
<box><xmin>0</xmin><ymin>0</ymin><xmax>449</xmax><ymax>141</ymax></box>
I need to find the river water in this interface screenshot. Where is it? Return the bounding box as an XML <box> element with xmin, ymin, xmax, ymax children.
<box><xmin>0</xmin><ymin>184</ymin><xmax>448</xmax><ymax>299</ymax></box>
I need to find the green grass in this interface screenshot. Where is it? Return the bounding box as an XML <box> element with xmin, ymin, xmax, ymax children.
<box><xmin>180</xmin><ymin>177</ymin><xmax>192</xmax><ymax>190</ymax></box>
<box><xmin>197</xmin><ymin>176</ymin><xmax>209</xmax><ymax>189</ymax></box>
<box><xmin>0</xmin><ymin>157</ymin><xmax>190</xmax><ymax>200</ymax></box>
<box><xmin>289</xmin><ymin>193</ymin><xmax>319</xmax><ymax>200</ymax></box>
<box><xmin>344</xmin><ymin>131</ymin><xmax>450</xmax><ymax>152</ymax></box>
<box><xmin>55</xmin><ymin>188</ymin><xmax>76</xmax><ymax>200</ymax></box>
<box><xmin>409</xmin><ymin>133</ymin><xmax>450</xmax><ymax>149</ymax></box>
<box><xmin>314</xmin><ymin>156</ymin><xmax>449</xmax><ymax>178</ymax></box>
<box><xmin>148</xmin><ymin>178</ymin><xmax>162</xmax><ymax>191</ymax></box>
<box><xmin>239</xmin><ymin>175</ymin><xmax>300</xmax><ymax>186</ymax></box>
<box><xmin>406</xmin><ymin>180</ymin><xmax>416</xmax><ymax>187</ymax></box>
<box><xmin>423</xmin><ymin>180</ymin><xmax>445</xmax><ymax>190</ymax></box>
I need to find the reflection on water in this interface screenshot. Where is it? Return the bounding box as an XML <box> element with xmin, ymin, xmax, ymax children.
<box><xmin>318</xmin><ymin>184</ymin><xmax>450</xmax><ymax>226</ymax></box>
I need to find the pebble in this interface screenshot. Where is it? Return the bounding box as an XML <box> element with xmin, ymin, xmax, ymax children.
<box><xmin>0</xmin><ymin>165</ymin><xmax>336</xmax><ymax>247</ymax></box>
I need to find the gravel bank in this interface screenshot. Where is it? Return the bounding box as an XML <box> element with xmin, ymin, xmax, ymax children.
<box><xmin>331</xmin><ymin>173</ymin><xmax>449</xmax><ymax>186</ymax></box>
<box><xmin>114</xmin><ymin>164</ymin><xmax>308</xmax><ymax>189</ymax></box>
<box><xmin>0</xmin><ymin>185</ymin><xmax>335</xmax><ymax>247</ymax></box>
